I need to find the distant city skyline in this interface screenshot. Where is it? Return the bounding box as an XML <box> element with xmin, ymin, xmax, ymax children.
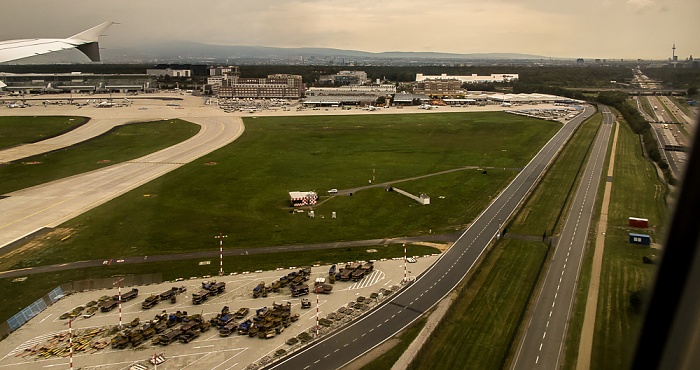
<box><xmin>2</xmin><ymin>0</ymin><xmax>698</xmax><ymax>61</ymax></box>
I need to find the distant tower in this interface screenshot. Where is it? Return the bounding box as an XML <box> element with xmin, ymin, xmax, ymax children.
<box><xmin>673</xmin><ymin>44</ymin><xmax>678</xmax><ymax>61</ymax></box>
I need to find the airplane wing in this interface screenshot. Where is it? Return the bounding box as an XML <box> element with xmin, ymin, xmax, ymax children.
<box><xmin>0</xmin><ymin>22</ymin><xmax>114</xmax><ymax>63</ymax></box>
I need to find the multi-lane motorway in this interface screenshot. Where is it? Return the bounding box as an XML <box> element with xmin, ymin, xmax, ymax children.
<box><xmin>511</xmin><ymin>106</ymin><xmax>612</xmax><ymax>369</ymax></box>
<box><xmin>267</xmin><ymin>106</ymin><xmax>596</xmax><ymax>370</ymax></box>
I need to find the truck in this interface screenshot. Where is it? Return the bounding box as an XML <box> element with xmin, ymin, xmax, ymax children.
<box><xmin>328</xmin><ymin>265</ymin><xmax>337</xmax><ymax>283</ymax></box>
<box><xmin>100</xmin><ymin>299</ymin><xmax>120</xmax><ymax>312</ymax></box>
<box><xmin>351</xmin><ymin>268</ymin><xmax>365</xmax><ymax>281</ymax></box>
<box><xmin>252</xmin><ymin>282</ymin><xmax>267</xmax><ymax>298</ymax></box>
<box><xmin>153</xmin><ymin>329</ymin><xmax>182</xmax><ymax>346</ymax></box>
<box><xmin>313</xmin><ymin>283</ymin><xmax>333</xmax><ymax>294</ymax></box>
<box><xmin>114</xmin><ymin>288</ymin><xmax>139</xmax><ymax>302</ymax></box>
<box><xmin>234</xmin><ymin>307</ymin><xmax>249</xmax><ymax>319</ymax></box>
<box><xmin>142</xmin><ymin>295</ymin><xmax>160</xmax><ymax>309</ymax></box>
<box><xmin>339</xmin><ymin>265</ymin><xmax>354</xmax><ymax>281</ymax></box>
<box><xmin>291</xmin><ymin>284</ymin><xmax>309</xmax><ymax>297</ymax></box>
<box><xmin>219</xmin><ymin>321</ymin><xmax>239</xmax><ymax>337</ymax></box>
<box><xmin>237</xmin><ymin>319</ymin><xmax>253</xmax><ymax>335</ymax></box>
<box><xmin>192</xmin><ymin>290</ymin><xmax>210</xmax><ymax>305</ymax></box>
<box><xmin>159</xmin><ymin>286</ymin><xmax>186</xmax><ymax>301</ymax></box>
<box><xmin>178</xmin><ymin>329</ymin><xmax>200</xmax><ymax>343</ymax></box>
<box><xmin>207</xmin><ymin>281</ymin><xmax>226</xmax><ymax>295</ymax></box>
<box><xmin>301</xmin><ymin>298</ymin><xmax>311</xmax><ymax>309</ymax></box>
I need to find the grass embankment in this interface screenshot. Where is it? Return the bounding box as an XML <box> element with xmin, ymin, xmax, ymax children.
<box><xmin>360</xmin><ymin>318</ymin><xmax>427</xmax><ymax>370</ymax></box>
<box><xmin>406</xmin><ymin>112</ymin><xmax>602</xmax><ymax>369</ymax></box>
<box><xmin>1</xmin><ymin>112</ymin><xmax>559</xmax><ymax>271</ymax></box>
<box><xmin>0</xmin><ymin>116</ymin><xmax>86</xmax><ymax>150</ymax></box>
<box><xmin>639</xmin><ymin>97</ymin><xmax>655</xmax><ymax>118</ymax></box>
<box><xmin>590</xmin><ymin>118</ymin><xmax>666</xmax><ymax>369</ymax></box>
<box><xmin>0</xmin><ymin>243</ymin><xmax>439</xmax><ymax>325</ymax></box>
<box><xmin>0</xmin><ymin>119</ymin><xmax>199</xmax><ymax>195</ymax></box>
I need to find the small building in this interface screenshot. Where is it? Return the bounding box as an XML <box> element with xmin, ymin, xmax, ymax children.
<box><xmin>289</xmin><ymin>191</ymin><xmax>318</xmax><ymax>207</ymax></box>
<box><xmin>146</xmin><ymin>68</ymin><xmax>192</xmax><ymax>78</ymax></box>
<box><xmin>628</xmin><ymin>217</ymin><xmax>649</xmax><ymax>228</ymax></box>
<box><xmin>629</xmin><ymin>233</ymin><xmax>651</xmax><ymax>246</ymax></box>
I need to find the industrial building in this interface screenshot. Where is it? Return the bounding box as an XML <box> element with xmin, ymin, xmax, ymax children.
<box><xmin>0</xmin><ymin>72</ymin><xmax>153</xmax><ymax>94</ymax></box>
<box><xmin>218</xmin><ymin>74</ymin><xmax>305</xmax><ymax>99</ymax></box>
<box><xmin>413</xmin><ymin>78</ymin><xmax>465</xmax><ymax>98</ymax></box>
<box><xmin>318</xmin><ymin>70</ymin><xmax>369</xmax><ymax>86</ymax></box>
<box><xmin>146</xmin><ymin>68</ymin><xmax>192</xmax><ymax>78</ymax></box>
<box><xmin>415</xmin><ymin>73</ymin><xmax>519</xmax><ymax>84</ymax></box>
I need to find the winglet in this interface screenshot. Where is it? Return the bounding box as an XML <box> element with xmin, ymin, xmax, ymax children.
<box><xmin>68</xmin><ymin>22</ymin><xmax>115</xmax><ymax>62</ymax></box>
<box><xmin>69</xmin><ymin>22</ymin><xmax>114</xmax><ymax>43</ymax></box>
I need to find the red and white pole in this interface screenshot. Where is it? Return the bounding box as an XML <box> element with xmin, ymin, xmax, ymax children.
<box><xmin>154</xmin><ymin>352</ymin><xmax>158</xmax><ymax>370</ymax></box>
<box><xmin>69</xmin><ymin>318</ymin><xmax>74</xmax><ymax>370</ymax></box>
<box><xmin>215</xmin><ymin>233</ymin><xmax>227</xmax><ymax>276</ymax></box>
<box><xmin>117</xmin><ymin>279</ymin><xmax>123</xmax><ymax>330</ymax></box>
<box><xmin>315</xmin><ymin>292</ymin><xmax>320</xmax><ymax>336</ymax></box>
<box><xmin>403</xmin><ymin>242</ymin><xmax>407</xmax><ymax>284</ymax></box>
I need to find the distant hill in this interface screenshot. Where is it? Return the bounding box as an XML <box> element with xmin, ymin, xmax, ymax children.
<box><xmin>104</xmin><ymin>42</ymin><xmax>548</xmax><ymax>62</ymax></box>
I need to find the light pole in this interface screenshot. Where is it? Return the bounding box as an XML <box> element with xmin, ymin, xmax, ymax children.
<box><xmin>315</xmin><ymin>292</ymin><xmax>320</xmax><ymax>337</ymax></box>
<box><xmin>403</xmin><ymin>242</ymin><xmax>407</xmax><ymax>284</ymax></box>
<box><xmin>215</xmin><ymin>233</ymin><xmax>227</xmax><ymax>276</ymax></box>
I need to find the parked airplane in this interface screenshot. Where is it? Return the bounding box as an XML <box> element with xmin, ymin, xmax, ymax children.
<box><xmin>0</xmin><ymin>22</ymin><xmax>114</xmax><ymax>63</ymax></box>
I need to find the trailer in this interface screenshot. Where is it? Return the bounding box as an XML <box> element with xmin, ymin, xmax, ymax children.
<box><xmin>208</xmin><ymin>282</ymin><xmax>226</xmax><ymax>295</ymax></box>
<box><xmin>114</xmin><ymin>288</ymin><xmax>139</xmax><ymax>302</ymax></box>
<box><xmin>142</xmin><ymin>295</ymin><xmax>159</xmax><ymax>309</ymax></box>
<box><xmin>291</xmin><ymin>284</ymin><xmax>309</xmax><ymax>297</ymax></box>
<box><xmin>100</xmin><ymin>299</ymin><xmax>119</xmax><ymax>312</ymax></box>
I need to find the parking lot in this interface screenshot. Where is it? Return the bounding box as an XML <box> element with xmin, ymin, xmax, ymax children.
<box><xmin>0</xmin><ymin>255</ymin><xmax>438</xmax><ymax>370</ymax></box>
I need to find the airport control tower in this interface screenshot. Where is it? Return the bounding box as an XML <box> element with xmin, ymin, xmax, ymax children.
<box><xmin>673</xmin><ymin>44</ymin><xmax>678</xmax><ymax>61</ymax></box>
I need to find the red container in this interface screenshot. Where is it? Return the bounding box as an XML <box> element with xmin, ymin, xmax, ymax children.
<box><xmin>629</xmin><ymin>217</ymin><xmax>649</xmax><ymax>228</ymax></box>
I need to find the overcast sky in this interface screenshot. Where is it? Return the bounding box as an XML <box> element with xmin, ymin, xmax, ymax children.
<box><xmin>2</xmin><ymin>0</ymin><xmax>698</xmax><ymax>60</ymax></box>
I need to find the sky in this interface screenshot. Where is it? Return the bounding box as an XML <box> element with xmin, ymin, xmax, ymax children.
<box><xmin>1</xmin><ymin>0</ymin><xmax>698</xmax><ymax>60</ymax></box>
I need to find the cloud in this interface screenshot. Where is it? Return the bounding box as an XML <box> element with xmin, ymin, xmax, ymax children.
<box><xmin>626</xmin><ymin>0</ymin><xmax>654</xmax><ymax>12</ymax></box>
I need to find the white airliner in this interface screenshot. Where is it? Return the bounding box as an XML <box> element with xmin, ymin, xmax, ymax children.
<box><xmin>0</xmin><ymin>22</ymin><xmax>114</xmax><ymax>64</ymax></box>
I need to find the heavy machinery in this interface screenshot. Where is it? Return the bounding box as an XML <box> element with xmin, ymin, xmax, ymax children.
<box><xmin>153</xmin><ymin>329</ymin><xmax>182</xmax><ymax>346</ymax></box>
<box><xmin>219</xmin><ymin>321</ymin><xmax>239</xmax><ymax>336</ymax></box>
<box><xmin>301</xmin><ymin>298</ymin><xmax>311</xmax><ymax>309</ymax></box>
<box><xmin>252</xmin><ymin>282</ymin><xmax>267</xmax><ymax>298</ymax></box>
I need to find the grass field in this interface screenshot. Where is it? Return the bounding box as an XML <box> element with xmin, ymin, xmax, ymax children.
<box><xmin>1</xmin><ymin>112</ymin><xmax>559</xmax><ymax>271</ymax></box>
<box><xmin>508</xmin><ymin>112</ymin><xmax>602</xmax><ymax>236</ymax></box>
<box><xmin>0</xmin><ymin>116</ymin><xmax>86</xmax><ymax>150</ymax></box>
<box><xmin>0</xmin><ymin>119</ymin><xmax>199</xmax><ymax>195</ymax></box>
<box><xmin>409</xmin><ymin>239</ymin><xmax>548</xmax><ymax>370</ymax></box>
<box><xmin>0</xmin><ymin>243</ymin><xmax>439</xmax><ymax>325</ymax></box>
<box><xmin>590</xmin><ymin>118</ymin><xmax>666</xmax><ymax>369</ymax></box>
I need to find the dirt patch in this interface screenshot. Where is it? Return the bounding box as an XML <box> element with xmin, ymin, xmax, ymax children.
<box><xmin>410</xmin><ymin>241</ymin><xmax>452</xmax><ymax>252</ymax></box>
<box><xmin>0</xmin><ymin>228</ymin><xmax>74</xmax><ymax>268</ymax></box>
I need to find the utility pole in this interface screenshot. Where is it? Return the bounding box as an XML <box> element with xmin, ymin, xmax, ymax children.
<box><xmin>69</xmin><ymin>317</ymin><xmax>74</xmax><ymax>370</ymax></box>
<box><xmin>114</xmin><ymin>278</ymin><xmax>124</xmax><ymax>330</ymax></box>
<box><xmin>215</xmin><ymin>233</ymin><xmax>227</xmax><ymax>276</ymax></box>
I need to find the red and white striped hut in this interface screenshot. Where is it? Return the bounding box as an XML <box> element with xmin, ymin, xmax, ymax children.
<box><xmin>289</xmin><ymin>191</ymin><xmax>318</xmax><ymax>207</ymax></box>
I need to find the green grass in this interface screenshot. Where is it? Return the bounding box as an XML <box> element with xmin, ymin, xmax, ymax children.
<box><xmin>509</xmin><ymin>112</ymin><xmax>602</xmax><ymax>236</ymax></box>
<box><xmin>0</xmin><ymin>119</ymin><xmax>200</xmax><ymax>195</ymax></box>
<box><xmin>639</xmin><ymin>97</ymin><xmax>655</xmax><ymax>119</ymax></box>
<box><xmin>0</xmin><ymin>243</ymin><xmax>439</xmax><ymax>325</ymax></box>
<box><xmin>409</xmin><ymin>239</ymin><xmax>547</xmax><ymax>370</ymax></box>
<box><xmin>590</xmin><ymin>120</ymin><xmax>666</xmax><ymax>370</ymax></box>
<box><xmin>0</xmin><ymin>116</ymin><xmax>86</xmax><ymax>150</ymax></box>
<box><xmin>2</xmin><ymin>112</ymin><xmax>559</xmax><ymax>270</ymax></box>
<box><xmin>360</xmin><ymin>317</ymin><xmax>427</xmax><ymax>370</ymax></box>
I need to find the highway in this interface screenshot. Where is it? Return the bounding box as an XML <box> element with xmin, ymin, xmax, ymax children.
<box><xmin>0</xmin><ymin>115</ymin><xmax>244</xmax><ymax>249</ymax></box>
<box><xmin>511</xmin><ymin>106</ymin><xmax>613</xmax><ymax>369</ymax></box>
<box><xmin>266</xmin><ymin>105</ymin><xmax>596</xmax><ymax>370</ymax></box>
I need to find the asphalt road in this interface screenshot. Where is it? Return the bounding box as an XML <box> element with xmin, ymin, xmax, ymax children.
<box><xmin>0</xmin><ymin>115</ymin><xmax>244</xmax><ymax>249</ymax></box>
<box><xmin>265</xmin><ymin>106</ymin><xmax>596</xmax><ymax>370</ymax></box>
<box><xmin>511</xmin><ymin>106</ymin><xmax>613</xmax><ymax>370</ymax></box>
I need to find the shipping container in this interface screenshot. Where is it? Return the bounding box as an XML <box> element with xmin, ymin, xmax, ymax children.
<box><xmin>629</xmin><ymin>233</ymin><xmax>651</xmax><ymax>246</ymax></box>
<box><xmin>629</xmin><ymin>217</ymin><xmax>649</xmax><ymax>228</ymax></box>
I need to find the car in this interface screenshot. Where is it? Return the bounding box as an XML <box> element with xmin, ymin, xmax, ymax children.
<box><xmin>327</xmin><ymin>189</ymin><xmax>338</xmax><ymax>194</ymax></box>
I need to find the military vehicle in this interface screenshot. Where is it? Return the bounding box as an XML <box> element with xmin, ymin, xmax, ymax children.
<box><xmin>192</xmin><ymin>289</ymin><xmax>210</xmax><ymax>305</ymax></box>
<box><xmin>113</xmin><ymin>288</ymin><xmax>139</xmax><ymax>302</ymax></box>
<box><xmin>301</xmin><ymin>298</ymin><xmax>311</xmax><ymax>309</ymax></box>
<box><xmin>252</xmin><ymin>282</ymin><xmax>267</xmax><ymax>298</ymax></box>
<box><xmin>142</xmin><ymin>295</ymin><xmax>160</xmax><ymax>309</ymax></box>
<box><xmin>291</xmin><ymin>284</ymin><xmax>309</xmax><ymax>297</ymax></box>
<box><xmin>100</xmin><ymin>299</ymin><xmax>119</xmax><ymax>312</ymax></box>
<box><xmin>159</xmin><ymin>286</ymin><xmax>186</xmax><ymax>301</ymax></box>
<box><xmin>219</xmin><ymin>321</ymin><xmax>239</xmax><ymax>336</ymax></box>
<box><xmin>234</xmin><ymin>307</ymin><xmax>249</xmax><ymax>319</ymax></box>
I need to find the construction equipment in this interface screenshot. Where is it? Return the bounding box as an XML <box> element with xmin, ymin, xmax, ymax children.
<box><xmin>234</xmin><ymin>307</ymin><xmax>249</xmax><ymax>319</ymax></box>
<box><xmin>301</xmin><ymin>298</ymin><xmax>311</xmax><ymax>309</ymax></box>
<box><xmin>192</xmin><ymin>290</ymin><xmax>210</xmax><ymax>305</ymax></box>
<box><xmin>252</xmin><ymin>282</ymin><xmax>267</xmax><ymax>298</ymax></box>
<box><xmin>291</xmin><ymin>284</ymin><xmax>309</xmax><ymax>297</ymax></box>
